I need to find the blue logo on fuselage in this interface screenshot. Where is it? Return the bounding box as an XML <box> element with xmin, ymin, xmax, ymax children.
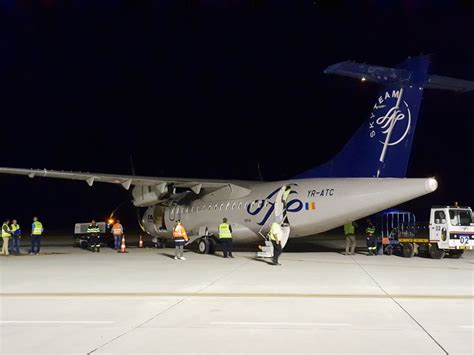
<box><xmin>246</xmin><ymin>185</ymin><xmax>303</xmax><ymax>226</ymax></box>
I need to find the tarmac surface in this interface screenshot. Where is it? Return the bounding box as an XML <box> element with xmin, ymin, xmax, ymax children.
<box><xmin>0</xmin><ymin>237</ymin><xmax>473</xmax><ymax>354</ymax></box>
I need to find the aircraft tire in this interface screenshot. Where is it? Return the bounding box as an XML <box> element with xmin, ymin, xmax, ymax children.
<box><xmin>198</xmin><ymin>238</ymin><xmax>210</xmax><ymax>254</ymax></box>
<box><xmin>401</xmin><ymin>243</ymin><xmax>415</xmax><ymax>258</ymax></box>
<box><xmin>208</xmin><ymin>238</ymin><xmax>216</xmax><ymax>255</ymax></box>
<box><xmin>429</xmin><ymin>244</ymin><xmax>445</xmax><ymax>259</ymax></box>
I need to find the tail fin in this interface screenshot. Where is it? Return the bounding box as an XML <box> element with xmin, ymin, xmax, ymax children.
<box><xmin>296</xmin><ymin>56</ymin><xmax>474</xmax><ymax>179</ymax></box>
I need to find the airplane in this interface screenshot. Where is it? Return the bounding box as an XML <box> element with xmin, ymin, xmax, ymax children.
<box><xmin>1</xmin><ymin>55</ymin><xmax>473</xmax><ymax>254</ymax></box>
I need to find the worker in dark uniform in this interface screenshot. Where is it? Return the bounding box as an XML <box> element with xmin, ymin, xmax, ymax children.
<box><xmin>219</xmin><ymin>218</ymin><xmax>234</xmax><ymax>258</ymax></box>
<box><xmin>365</xmin><ymin>219</ymin><xmax>376</xmax><ymax>256</ymax></box>
<box><xmin>87</xmin><ymin>220</ymin><xmax>101</xmax><ymax>252</ymax></box>
<box><xmin>10</xmin><ymin>219</ymin><xmax>21</xmax><ymax>255</ymax></box>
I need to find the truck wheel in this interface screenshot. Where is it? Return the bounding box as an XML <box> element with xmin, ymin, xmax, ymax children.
<box><xmin>429</xmin><ymin>244</ymin><xmax>445</xmax><ymax>259</ymax></box>
<box><xmin>449</xmin><ymin>250</ymin><xmax>464</xmax><ymax>259</ymax></box>
<box><xmin>401</xmin><ymin>243</ymin><xmax>415</xmax><ymax>258</ymax></box>
<box><xmin>385</xmin><ymin>245</ymin><xmax>393</xmax><ymax>256</ymax></box>
<box><xmin>79</xmin><ymin>240</ymin><xmax>89</xmax><ymax>249</ymax></box>
<box><xmin>198</xmin><ymin>238</ymin><xmax>210</xmax><ymax>254</ymax></box>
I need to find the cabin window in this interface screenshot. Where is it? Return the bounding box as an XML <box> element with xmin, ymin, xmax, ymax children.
<box><xmin>214</xmin><ymin>204</ymin><xmax>218</xmax><ymax>210</ymax></box>
<box><xmin>232</xmin><ymin>202</ymin><xmax>236</xmax><ymax>210</ymax></box>
<box><xmin>226</xmin><ymin>202</ymin><xmax>230</xmax><ymax>210</ymax></box>
<box><xmin>208</xmin><ymin>204</ymin><xmax>212</xmax><ymax>211</ymax></box>
<box><xmin>191</xmin><ymin>207</ymin><xmax>194</xmax><ymax>213</ymax></box>
<box><xmin>238</xmin><ymin>202</ymin><xmax>242</xmax><ymax>209</ymax></box>
<box><xmin>220</xmin><ymin>203</ymin><xmax>224</xmax><ymax>210</ymax></box>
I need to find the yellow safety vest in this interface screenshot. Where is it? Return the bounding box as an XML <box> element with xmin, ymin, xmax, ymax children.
<box><xmin>32</xmin><ymin>221</ymin><xmax>43</xmax><ymax>235</ymax></box>
<box><xmin>344</xmin><ymin>223</ymin><xmax>355</xmax><ymax>235</ymax></box>
<box><xmin>2</xmin><ymin>223</ymin><xmax>11</xmax><ymax>237</ymax></box>
<box><xmin>269</xmin><ymin>222</ymin><xmax>282</xmax><ymax>242</ymax></box>
<box><xmin>219</xmin><ymin>223</ymin><xmax>232</xmax><ymax>239</ymax></box>
<box><xmin>11</xmin><ymin>224</ymin><xmax>20</xmax><ymax>235</ymax></box>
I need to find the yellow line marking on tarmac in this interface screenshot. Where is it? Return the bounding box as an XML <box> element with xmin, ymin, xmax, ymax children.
<box><xmin>0</xmin><ymin>292</ymin><xmax>472</xmax><ymax>300</ymax></box>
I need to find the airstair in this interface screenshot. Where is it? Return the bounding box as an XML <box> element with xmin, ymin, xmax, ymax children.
<box><xmin>256</xmin><ymin>185</ymin><xmax>291</xmax><ymax>258</ymax></box>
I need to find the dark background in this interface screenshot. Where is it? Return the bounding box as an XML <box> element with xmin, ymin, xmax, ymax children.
<box><xmin>0</xmin><ymin>0</ymin><xmax>473</xmax><ymax>231</ymax></box>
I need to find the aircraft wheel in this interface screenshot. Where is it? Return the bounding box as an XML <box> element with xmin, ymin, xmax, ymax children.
<box><xmin>208</xmin><ymin>239</ymin><xmax>216</xmax><ymax>255</ymax></box>
<box><xmin>401</xmin><ymin>243</ymin><xmax>415</xmax><ymax>258</ymax></box>
<box><xmin>429</xmin><ymin>244</ymin><xmax>445</xmax><ymax>259</ymax></box>
<box><xmin>198</xmin><ymin>238</ymin><xmax>211</xmax><ymax>254</ymax></box>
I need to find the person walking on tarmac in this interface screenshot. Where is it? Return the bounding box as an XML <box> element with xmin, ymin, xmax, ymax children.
<box><xmin>219</xmin><ymin>218</ymin><xmax>234</xmax><ymax>258</ymax></box>
<box><xmin>268</xmin><ymin>221</ymin><xmax>283</xmax><ymax>265</ymax></box>
<box><xmin>29</xmin><ymin>217</ymin><xmax>43</xmax><ymax>255</ymax></box>
<box><xmin>1</xmin><ymin>219</ymin><xmax>11</xmax><ymax>256</ymax></box>
<box><xmin>344</xmin><ymin>221</ymin><xmax>358</xmax><ymax>255</ymax></box>
<box><xmin>112</xmin><ymin>220</ymin><xmax>123</xmax><ymax>250</ymax></box>
<box><xmin>87</xmin><ymin>220</ymin><xmax>101</xmax><ymax>252</ymax></box>
<box><xmin>10</xmin><ymin>219</ymin><xmax>21</xmax><ymax>255</ymax></box>
<box><xmin>172</xmin><ymin>220</ymin><xmax>188</xmax><ymax>260</ymax></box>
<box><xmin>365</xmin><ymin>219</ymin><xmax>377</xmax><ymax>256</ymax></box>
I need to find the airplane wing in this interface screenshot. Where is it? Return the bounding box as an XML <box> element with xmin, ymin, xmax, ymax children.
<box><xmin>0</xmin><ymin>167</ymin><xmax>252</xmax><ymax>193</ymax></box>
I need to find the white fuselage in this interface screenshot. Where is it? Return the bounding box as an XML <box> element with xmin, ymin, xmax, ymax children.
<box><xmin>143</xmin><ymin>177</ymin><xmax>438</xmax><ymax>243</ymax></box>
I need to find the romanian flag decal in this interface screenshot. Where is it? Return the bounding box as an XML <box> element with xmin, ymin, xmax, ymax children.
<box><xmin>305</xmin><ymin>202</ymin><xmax>316</xmax><ymax>210</ymax></box>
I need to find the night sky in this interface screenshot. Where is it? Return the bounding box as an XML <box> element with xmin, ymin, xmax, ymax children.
<box><xmin>0</xmin><ymin>0</ymin><xmax>473</xmax><ymax>231</ymax></box>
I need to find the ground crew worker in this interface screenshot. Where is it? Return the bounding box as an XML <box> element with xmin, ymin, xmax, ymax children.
<box><xmin>268</xmin><ymin>221</ymin><xmax>283</xmax><ymax>265</ymax></box>
<box><xmin>344</xmin><ymin>221</ymin><xmax>357</xmax><ymax>255</ymax></box>
<box><xmin>10</xmin><ymin>219</ymin><xmax>21</xmax><ymax>255</ymax></box>
<box><xmin>87</xmin><ymin>220</ymin><xmax>101</xmax><ymax>252</ymax></box>
<box><xmin>172</xmin><ymin>220</ymin><xmax>188</xmax><ymax>260</ymax></box>
<box><xmin>365</xmin><ymin>219</ymin><xmax>377</xmax><ymax>256</ymax></box>
<box><xmin>282</xmin><ymin>186</ymin><xmax>292</xmax><ymax>225</ymax></box>
<box><xmin>30</xmin><ymin>217</ymin><xmax>43</xmax><ymax>255</ymax></box>
<box><xmin>112</xmin><ymin>220</ymin><xmax>123</xmax><ymax>250</ymax></box>
<box><xmin>219</xmin><ymin>218</ymin><xmax>234</xmax><ymax>258</ymax></box>
<box><xmin>1</xmin><ymin>219</ymin><xmax>11</xmax><ymax>256</ymax></box>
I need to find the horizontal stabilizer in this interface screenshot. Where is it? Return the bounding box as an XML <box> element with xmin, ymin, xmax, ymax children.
<box><xmin>325</xmin><ymin>60</ymin><xmax>474</xmax><ymax>92</ymax></box>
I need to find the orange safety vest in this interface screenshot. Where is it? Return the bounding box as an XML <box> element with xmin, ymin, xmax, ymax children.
<box><xmin>112</xmin><ymin>223</ymin><xmax>123</xmax><ymax>236</ymax></box>
<box><xmin>172</xmin><ymin>224</ymin><xmax>188</xmax><ymax>240</ymax></box>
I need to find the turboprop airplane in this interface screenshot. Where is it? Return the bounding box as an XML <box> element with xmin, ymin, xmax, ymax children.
<box><xmin>1</xmin><ymin>56</ymin><xmax>473</xmax><ymax>254</ymax></box>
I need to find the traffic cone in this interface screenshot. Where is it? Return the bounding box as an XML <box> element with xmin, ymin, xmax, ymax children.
<box><xmin>119</xmin><ymin>235</ymin><xmax>128</xmax><ymax>253</ymax></box>
<box><xmin>138</xmin><ymin>235</ymin><xmax>143</xmax><ymax>248</ymax></box>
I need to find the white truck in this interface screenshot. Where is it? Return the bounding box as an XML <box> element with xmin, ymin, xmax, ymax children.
<box><xmin>381</xmin><ymin>206</ymin><xmax>474</xmax><ymax>259</ymax></box>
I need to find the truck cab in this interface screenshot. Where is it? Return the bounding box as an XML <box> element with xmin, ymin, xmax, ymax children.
<box><xmin>429</xmin><ymin>206</ymin><xmax>474</xmax><ymax>258</ymax></box>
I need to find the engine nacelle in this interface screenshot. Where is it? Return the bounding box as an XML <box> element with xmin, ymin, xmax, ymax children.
<box><xmin>132</xmin><ymin>184</ymin><xmax>169</xmax><ymax>207</ymax></box>
<box><xmin>142</xmin><ymin>205</ymin><xmax>168</xmax><ymax>237</ymax></box>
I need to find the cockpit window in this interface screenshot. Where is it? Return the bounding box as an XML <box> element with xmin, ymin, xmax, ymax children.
<box><xmin>449</xmin><ymin>209</ymin><xmax>473</xmax><ymax>226</ymax></box>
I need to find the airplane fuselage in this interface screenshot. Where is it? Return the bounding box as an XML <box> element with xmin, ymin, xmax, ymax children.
<box><xmin>142</xmin><ymin>177</ymin><xmax>438</xmax><ymax>243</ymax></box>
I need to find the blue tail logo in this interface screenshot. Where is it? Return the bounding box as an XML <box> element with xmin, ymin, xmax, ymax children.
<box><xmin>371</xmin><ymin>90</ymin><xmax>411</xmax><ymax>147</ymax></box>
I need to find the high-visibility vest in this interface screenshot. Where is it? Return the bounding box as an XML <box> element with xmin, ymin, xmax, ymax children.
<box><xmin>344</xmin><ymin>222</ymin><xmax>355</xmax><ymax>235</ymax></box>
<box><xmin>269</xmin><ymin>222</ymin><xmax>282</xmax><ymax>242</ymax></box>
<box><xmin>87</xmin><ymin>224</ymin><xmax>100</xmax><ymax>234</ymax></box>
<box><xmin>219</xmin><ymin>223</ymin><xmax>232</xmax><ymax>239</ymax></box>
<box><xmin>112</xmin><ymin>223</ymin><xmax>123</xmax><ymax>236</ymax></box>
<box><xmin>11</xmin><ymin>224</ymin><xmax>20</xmax><ymax>236</ymax></box>
<box><xmin>366</xmin><ymin>226</ymin><xmax>375</xmax><ymax>236</ymax></box>
<box><xmin>173</xmin><ymin>224</ymin><xmax>188</xmax><ymax>240</ymax></box>
<box><xmin>2</xmin><ymin>223</ymin><xmax>11</xmax><ymax>237</ymax></box>
<box><xmin>32</xmin><ymin>221</ymin><xmax>43</xmax><ymax>235</ymax></box>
